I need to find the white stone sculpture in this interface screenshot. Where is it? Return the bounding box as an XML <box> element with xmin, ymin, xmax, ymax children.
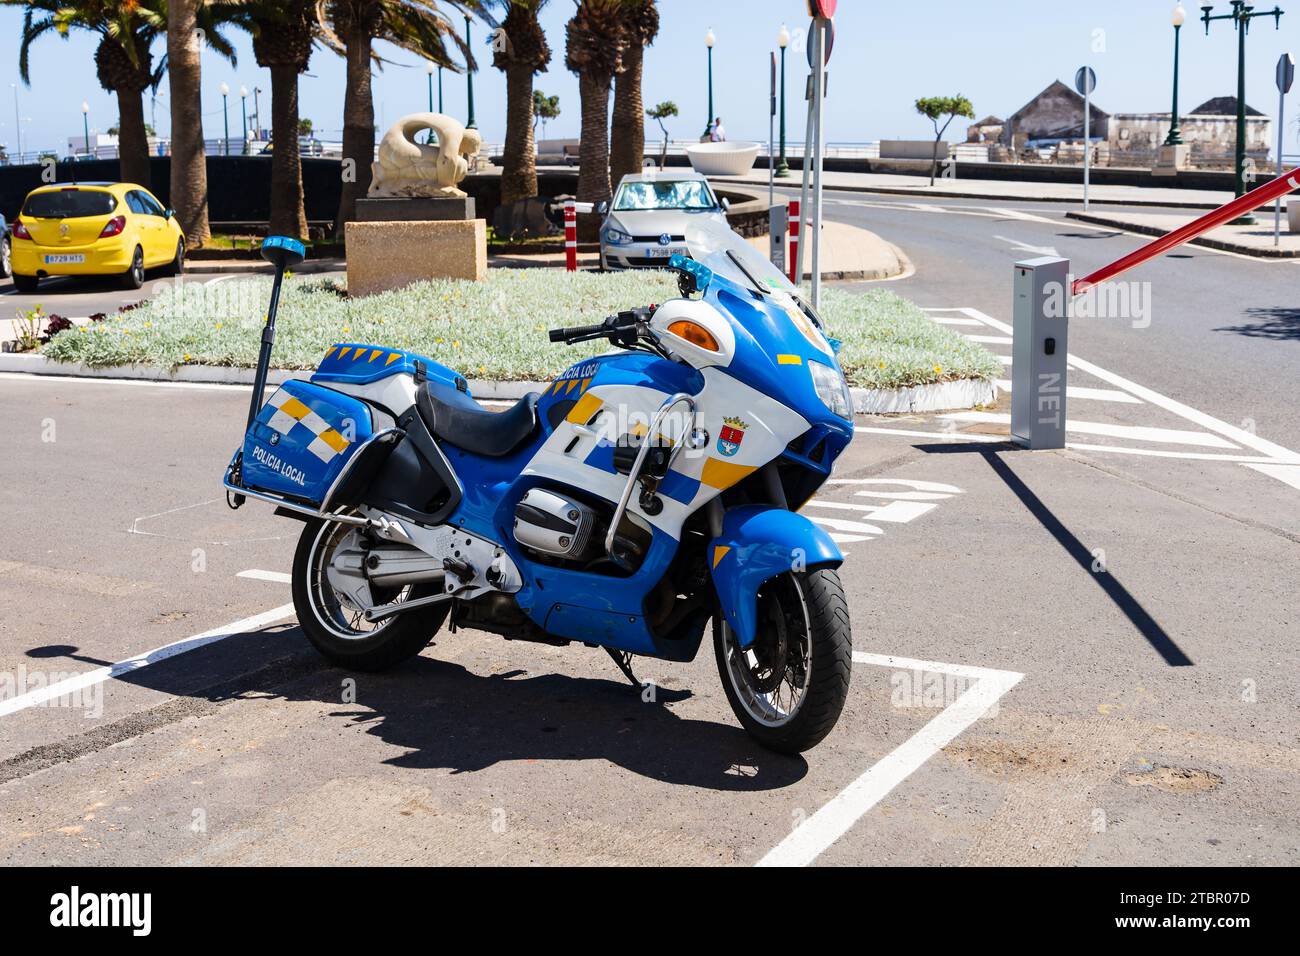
<box><xmin>368</xmin><ymin>112</ymin><xmax>483</xmax><ymax>199</ymax></box>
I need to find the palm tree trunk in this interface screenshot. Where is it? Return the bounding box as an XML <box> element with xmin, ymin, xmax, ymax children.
<box><xmin>576</xmin><ymin>70</ymin><xmax>612</xmax><ymax>241</ymax></box>
<box><xmin>333</xmin><ymin>28</ymin><xmax>373</xmax><ymax>238</ymax></box>
<box><xmin>167</xmin><ymin>0</ymin><xmax>209</xmax><ymax>247</ymax></box>
<box><xmin>500</xmin><ymin>64</ymin><xmax>538</xmax><ymax>207</ymax></box>
<box><xmin>609</xmin><ymin>42</ymin><xmax>644</xmax><ymax>185</ymax></box>
<box><xmin>269</xmin><ymin>63</ymin><xmax>308</xmax><ymax>239</ymax></box>
<box><xmin>114</xmin><ymin>89</ymin><xmax>151</xmax><ymax>188</ymax></box>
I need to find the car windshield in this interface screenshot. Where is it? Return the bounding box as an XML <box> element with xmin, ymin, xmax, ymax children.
<box><xmin>23</xmin><ymin>189</ymin><xmax>117</xmax><ymax>219</ymax></box>
<box><xmin>613</xmin><ymin>180</ymin><xmax>716</xmax><ymax>211</ymax></box>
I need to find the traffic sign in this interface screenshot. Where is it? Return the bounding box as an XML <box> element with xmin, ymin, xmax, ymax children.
<box><xmin>808</xmin><ymin>0</ymin><xmax>837</xmax><ymax>18</ymax></box>
<box><xmin>1277</xmin><ymin>53</ymin><xmax>1295</xmax><ymax>94</ymax></box>
<box><xmin>1074</xmin><ymin>66</ymin><xmax>1097</xmax><ymax>96</ymax></box>
<box><xmin>806</xmin><ymin>17</ymin><xmax>835</xmax><ymax>66</ymax></box>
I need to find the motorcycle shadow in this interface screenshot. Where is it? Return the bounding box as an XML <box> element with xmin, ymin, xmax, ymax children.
<box><xmin>31</xmin><ymin>627</ymin><xmax>807</xmax><ymax>793</ymax></box>
<box><xmin>331</xmin><ymin>649</ymin><xmax>810</xmax><ymax>792</ymax></box>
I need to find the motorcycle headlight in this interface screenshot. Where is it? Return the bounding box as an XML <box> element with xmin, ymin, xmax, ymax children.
<box><xmin>603</xmin><ymin>225</ymin><xmax>633</xmax><ymax>245</ymax></box>
<box><xmin>809</xmin><ymin>359</ymin><xmax>853</xmax><ymax>420</ymax></box>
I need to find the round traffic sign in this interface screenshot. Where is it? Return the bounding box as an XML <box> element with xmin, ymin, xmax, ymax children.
<box><xmin>1074</xmin><ymin>66</ymin><xmax>1097</xmax><ymax>96</ymax></box>
<box><xmin>806</xmin><ymin>17</ymin><xmax>835</xmax><ymax>67</ymax></box>
<box><xmin>808</xmin><ymin>0</ymin><xmax>837</xmax><ymax>18</ymax></box>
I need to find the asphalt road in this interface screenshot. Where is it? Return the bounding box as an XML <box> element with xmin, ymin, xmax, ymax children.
<box><xmin>0</xmin><ymin>192</ymin><xmax>1297</xmax><ymax>866</ymax></box>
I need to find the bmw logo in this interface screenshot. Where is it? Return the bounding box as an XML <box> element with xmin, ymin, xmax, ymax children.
<box><xmin>658</xmin><ymin>233</ymin><xmax>671</xmax><ymax>246</ymax></box>
<box><xmin>269</xmin><ymin>432</ymin><xmax>280</xmax><ymax>446</ymax></box>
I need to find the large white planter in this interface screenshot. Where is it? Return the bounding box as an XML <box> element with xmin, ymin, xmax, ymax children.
<box><xmin>685</xmin><ymin>141</ymin><xmax>761</xmax><ymax>176</ymax></box>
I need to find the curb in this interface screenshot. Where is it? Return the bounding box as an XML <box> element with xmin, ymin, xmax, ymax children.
<box><xmin>184</xmin><ymin>258</ymin><xmax>346</xmax><ymax>276</ymax></box>
<box><xmin>0</xmin><ymin>351</ymin><xmax>996</xmax><ymax>413</ymax></box>
<box><xmin>1065</xmin><ymin>212</ymin><xmax>1300</xmax><ymax>259</ymax></box>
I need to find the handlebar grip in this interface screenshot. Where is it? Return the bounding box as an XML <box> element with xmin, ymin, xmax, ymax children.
<box><xmin>549</xmin><ymin>323</ymin><xmax>606</xmax><ymax>342</ymax></box>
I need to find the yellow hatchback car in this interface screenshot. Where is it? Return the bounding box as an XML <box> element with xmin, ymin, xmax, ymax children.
<box><xmin>10</xmin><ymin>182</ymin><xmax>186</xmax><ymax>292</ymax></box>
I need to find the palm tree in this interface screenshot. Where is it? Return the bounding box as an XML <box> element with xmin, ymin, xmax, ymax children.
<box><xmin>321</xmin><ymin>1</ymin><xmax>476</xmax><ymax>236</ymax></box>
<box><xmin>166</xmin><ymin>0</ymin><xmax>245</xmax><ymax>248</ymax></box>
<box><xmin>247</xmin><ymin>0</ymin><xmax>319</xmax><ymax>239</ymax></box>
<box><xmin>564</xmin><ymin>0</ymin><xmax>626</xmax><ymax>238</ymax></box>
<box><xmin>609</xmin><ymin>0</ymin><xmax>655</xmax><ymax>186</ymax></box>
<box><xmin>491</xmin><ymin>0</ymin><xmax>549</xmax><ymax>208</ymax></box>
<box><xmin>7</xmin><ymin>0</ymin><xmax>163</xmax><ymax>186</ymax></box>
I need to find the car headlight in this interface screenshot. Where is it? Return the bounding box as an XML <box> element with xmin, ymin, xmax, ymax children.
<box><xmin>603</xmin><ymin>225</ymin><xmax>632</xmax><ymax>245</ymax></box>
<box><xmin>809</xmin><ymin>359</ymin><xmax>853</xmax><ymax>419</ymax></box>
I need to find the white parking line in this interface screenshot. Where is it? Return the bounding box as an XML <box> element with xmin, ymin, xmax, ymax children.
<box><xmin>237</xmin><ymin>569</ymin><xmax>293</xmax><ymax>584</ymax></box>
<box><xmin>757</xmin><ymin>652</ymin><xmax>1024</xmax><ymax>867</ymax></box>
<box><xmin>939</xmin><ymin>411</ymin><xmax>1239</xmax><ymax>449</ymax></box>
<box><xmin>0</xmin><ymin>604</ymin><xmax>296</xmax><ymax>719</ymax></box>
<box><xmin>964</xmin><ymin>334</ymin><xmax>1013</xmax><ymax>345</ymax></box>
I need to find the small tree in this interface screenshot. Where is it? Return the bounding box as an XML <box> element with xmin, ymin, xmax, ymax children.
<box><xmin>533</xmin><ymin>90</ymin><xmax>560</xmax><ymax>137</ymax></box>
<box><xmin>646</xmin><ymin>100</ymin><xmax>678</xmax><ymax>169</ymax></box>
<box><xmin>915</xmin><ymin>95</ymin><xmax>974</xmax><ymax>186</ymax></box>
<box><xmin>298</xmin><ymin>117</ymin><xmax>314</xmax><ymax>137</ymax></box>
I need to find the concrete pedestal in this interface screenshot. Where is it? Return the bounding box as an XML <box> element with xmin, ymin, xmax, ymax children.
<box><xmin>346</xmin><ymin>219</ymin><xmax>487</xmax><ymax>296</ymax></box>
<box><xmin>1151</xmin><ymin>144</ymin><xmax>1191</xmax><ymax>177</ymax></box>
<box><xmin>355</xmin><ymin>196</ymin><xmax>475</xmax><ymax>222</ymax></box>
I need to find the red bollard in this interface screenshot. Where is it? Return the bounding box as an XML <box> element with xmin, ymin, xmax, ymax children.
<box><xmin>787</xmin><ymin>198</ymin><xmax>800</xmax><ymax>284</ymax></box>
<box><xmin>564</xmin><ymin>200</ymin><xmax>577</xmax><ymax>272</ymax></box>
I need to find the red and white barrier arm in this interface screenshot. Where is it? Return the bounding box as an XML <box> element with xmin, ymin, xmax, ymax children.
<box><xmin>788</xmin><ymin>198</ymin><xmax>801</xmax><ymax>284</ymax></box>
<box><xmin>1072</xmin><ymin>167</ymin><xmax>1300</xmax><ymax>296</ymax></box>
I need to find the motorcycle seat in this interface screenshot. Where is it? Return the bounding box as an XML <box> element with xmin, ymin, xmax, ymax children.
<box><xmin>416</xmin><ymin>381</ymin><xmax>541</xmax><ymax>457</ymax></box>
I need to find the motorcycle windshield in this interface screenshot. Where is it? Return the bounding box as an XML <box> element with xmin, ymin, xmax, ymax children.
<box><xmin>683</xmin><ymin>220</ymin><xmax>849</xmax><ymax>428</ymax></box>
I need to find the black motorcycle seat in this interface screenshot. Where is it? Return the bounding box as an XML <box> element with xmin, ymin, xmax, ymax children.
<box><xmin>416</xmin><ymin>381</ymin><xmax>541</xmax><ymax>457</ymax></box>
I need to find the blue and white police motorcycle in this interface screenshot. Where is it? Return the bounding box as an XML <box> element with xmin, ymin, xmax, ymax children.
<box><xmin>225</xmin><ymin>228</ymin><xmax>854</xmax><ymax>753</ymax></box>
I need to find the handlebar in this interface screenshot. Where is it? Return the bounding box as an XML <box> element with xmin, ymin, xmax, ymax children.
<box><xmin>548</xmin><ymin>323</ymin><xmax>607</xmax><ymax>343</ymax></box>
<box><xmin>547</xmin><ymin>308</ymin><xmax>652</xmax><ymax>345</ymax></box>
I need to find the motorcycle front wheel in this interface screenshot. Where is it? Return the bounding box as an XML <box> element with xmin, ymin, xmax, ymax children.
<box><xmin>713</xmin><ymin>568</ymin><xmax>852</xmax><ymax>754</ymax></box>
<box><xmin>291</xmin><ymin>516</ymin><xmax>448</xmax><ymax>671</ymax></box>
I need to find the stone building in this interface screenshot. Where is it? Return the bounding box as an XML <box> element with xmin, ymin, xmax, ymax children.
<box><xmin>1002</xmin><ymin>80</ymin><xmax>1110</xmax><ymax>147</ymax></box>
<box><xmin>966</xmin><ymin>115</ymin><xmax>1005</xmax><ymax>143</ymax></box>
<box><xmin>1106</xmin><ymin>97</ymin><xmax>1272</xmax><ymax>169</ymax></box>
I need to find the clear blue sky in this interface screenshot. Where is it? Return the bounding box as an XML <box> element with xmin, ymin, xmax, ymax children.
<box><xmin>2</xmin><ymin>0</ymin><xmax>1298</xmax><ymax>153</ymax></box>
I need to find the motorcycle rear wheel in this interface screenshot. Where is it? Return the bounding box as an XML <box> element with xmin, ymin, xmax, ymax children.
<box><xmin>713</xmin><ymin>568</ymin><xmax>852</xmax><ymax>754</ymax></box>
<box><xmin>292</xmin><ymin>516</ymin><xmax>448</xmax><ymax>671</ymax></box>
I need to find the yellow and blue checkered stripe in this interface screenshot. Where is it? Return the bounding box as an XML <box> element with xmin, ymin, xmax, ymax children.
<box><xmin>264</xmin><ymin>389</ymin><xmax>351</xmax><ymax>463</ymax></box>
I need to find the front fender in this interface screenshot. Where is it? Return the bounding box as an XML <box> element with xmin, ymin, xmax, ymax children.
<box><xmin>709</xmin><ymin>505</ymin><xmax>843</xmax><ymax>647</ymax></box>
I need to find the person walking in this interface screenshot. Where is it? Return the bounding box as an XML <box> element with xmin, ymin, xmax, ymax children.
<box><xmin>711</xmin><ymin>116</ymin><xmax>726</xmax><ymax>142</ymax></box>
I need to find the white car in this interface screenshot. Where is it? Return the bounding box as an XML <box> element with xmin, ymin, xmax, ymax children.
<box><xmin>597</xmin><ymin>172</ymin><xmax>730</xmax><ymax>270</ymax></box>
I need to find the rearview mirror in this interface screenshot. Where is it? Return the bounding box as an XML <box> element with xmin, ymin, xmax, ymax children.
<box><xmin>719</xmin><ymin>197</ymin><xmax>730</xmax><ymax>212</ymax></box>
<box><xmin>260</xmin><ymin>235</ymin><xmax>306</xmax><ymax>270</ymax></box>
<box><xmin>596</xmin><ymin>200</ymin><xmax>609</xmax><ymax>216</ymax></box>
<box><xmin>164</xmin><ymin>208</ymin><xmax>174</xmax><ymax>220</ymax></box>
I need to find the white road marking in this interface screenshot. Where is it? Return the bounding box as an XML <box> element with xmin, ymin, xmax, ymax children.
<box><xmin>0</xmin><ymin>604</ymin><xmax>296</xmax><ymax>719</ymax></box>
<box><xmin>963</xmin><ymin>334</ymin><xmax>1013</xmax><ymax>345</ymax></box>
<box><xmin>993</xmin><ymin>235</ymin><xmax>1059</xmax><ymax>257</ymax></box>
<box><xmin>129</xmin><ymin>498</ymin><xmax>223</xmax><ymax>536</ymax></box>
<box><xmin>940</xmin><ymin>411</ymin><xmax>1238</xmax><ymax>449</ymax></box>
<box><xmin>994</xmin><ymin>379</ymin><xmax>1143</xmax><ymax>404</ymax></box>
<box><xmin>827</xmin><ymin>533</ymin><xmax>872</xmax><ymax>544</ymax></box>
<box><xmin>807</xmin><ymin>516</ymin><xmax>884</xmax><ymax>536</ymax></box>
<box><xmin>757</xmin><ymin>652</ymin><xmax>1024</xmax><ymax>867</ymax></box>
<box><xmin>237</xmin><ymin>569</ymin><xmax>292</xmax><ymax>584</ymax></box>
<box><xmin>1241</xmin><ymin>462</ymin><xmax>1300</xmax><ymax>490</ymax></box>
<box><xmin>930</xmin><ymin>316</ymin><xmax>984</xmax><ymax>326</ymax></box>
<box><xmin>997</xmin><ymin>355</ymin><xmax>1013</xmax><ymax>365</ymax></box>
<box><xmin>1065</xmin><ymin>442</ymin><xmax>1291</xmax><ymax>464</ymax></box>
<box><xmin>855</xmin><ymin>426</ymin><xmax>1005</xmax><ymax>443</ymax></box>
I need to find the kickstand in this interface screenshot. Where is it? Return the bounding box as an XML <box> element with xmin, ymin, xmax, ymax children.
<box><xmin>604</xmin><ymin>647</ymin><xmax>639</xmax><ymax>687</ymax></box>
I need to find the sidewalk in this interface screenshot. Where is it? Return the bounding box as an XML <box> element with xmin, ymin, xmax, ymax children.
<box><xmin>1066</xmin><ymin>209</ymin><xmax>1300</xmax><ymax>259</ymax></box>
<box><xmin>712</xmin><ymin>168</ymin><xmax>1254</xmax><ymax>210</ymax></box>
<box><xmin>745</xmin><ymin>219</ymin><xmax>909</xmax><ymax>280</ymax></box>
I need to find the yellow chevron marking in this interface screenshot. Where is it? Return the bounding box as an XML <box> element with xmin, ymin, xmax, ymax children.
<box><xmin>369</xmin><ymin>349</ymin><xmax>384</xmax><ymax>362</ymax></box>
<box><xmin>385</xmin><ymin>352</ymin><xmax>401</xmax><ymax>365</ymax></box>
<box><xmin>777</xmin><ymin>354</ymin><xmax>802</xmax><ymax>365</ymax></box>
<box><xmin>566</xmin><ymin>392</ymin><xmax>604</xmax><ymax>425</ymax></box>
<box><xmin>701</xmin><ymin>457</ymin><xmax>757</xmax><ymax>490</ymax></box>
<box><xmin>712</xmin><ymin>545</ymin><xmax>731</xmax><ymax>569</ymax></box>
<box><xmin>565</xmin><ymin>379</ymin><xmax>580</xmax><ymax>394</ymax></box>
<box><xmin>318</xmin><ymin>428</ymin><xmax>350</xmax><ymax>453</ymax></box>
<box><xmin>323</xmin><ymin>346</ymin><xmax>338</xmax><ymax>361</ymax></box>
<box><xmin>336</xmin><ymin>347</ymin><xmax>352</xmax><ymax>361</ymax></box>
<box><xmin>279</xmin><ymin>397</ymin><xmax>312</xmax><ymax>421</ymax></box>
<box><xmin>579</xmin><ymin>377</ymin><xmax>592</xmax><ymax>393</ymax></box>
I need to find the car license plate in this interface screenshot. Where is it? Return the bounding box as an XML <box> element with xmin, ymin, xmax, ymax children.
<box><xmin>646</xmin><ymin>247</ymin><xmax>685</xmax><ymax>258</ymax></box>
<box><xmin>44</xmin><ymin>254</ymin><xmax>85</xmax><ymax>264</ymax></box>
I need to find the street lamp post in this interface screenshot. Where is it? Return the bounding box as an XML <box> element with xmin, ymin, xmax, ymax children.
<box><xmin>81</xmin><ymin>101</ymin><xmax>90</xmax><ymax>161</ymax></box>
<box><xmin>1200</xmin><ymin>1</ymin><xmax>1285</xmax><ymax>223</ymax></box>
<box><xmin>703</xmin><ymin>28</ymin><xmax>715</xmax><ymax>138</ymax></box>
<box><xmin>219</xmin><ymin>82</ymin><xmax>230</xmax><ymax>156</ymax></box>
<box><xmin>239</xmin><ymin>86</ymin><xmax>248</xmax><ymax>153</ymax></box>
<box><xmin>465</xmin><ymin>15</ymin><xmax>476</xmax><ymax>129</ymax></box>
<box><xmin>776</xmin><ymin>24</ymin><xmax>790</xmax><ymax>176</ymax></box>
<box><xmin>11</xmin><ymin>85</ymin><xmax>21</xmax><ymax>162</ymax></box>
<box><xmin>1165</xmin><ymin>5</ymin><xmax>1186</xmax><ymax>145</ymax></box>
<box><xmin>426</xmin><ymin>61</ymin><xmax>437</xmax><ymax>144</ymax></box>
